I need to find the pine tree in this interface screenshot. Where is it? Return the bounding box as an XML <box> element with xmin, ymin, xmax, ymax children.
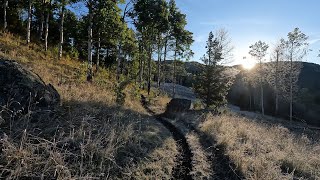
<box><xmin>194</xmin><ymin>31</ymin><xmax>231</xmax><ymax>109</ymax></box>
<box><xmin>249</xmin><ymin>40</ymin><xmax>269</xmax><ymax>115</ymax></box>
<box><xmin>3</xmin><ymin>0</ymin><xmax>8</xmax><ymax>29</ymax></box>
<box><xmin>284</xmin><ymin>28</ymin><xmax>308</xmax><ymax>120</ymax></box>
<box><xmin>27</xmin><ymin>0</ymin><xmax>32</xmax><ymax>44</ymax></box>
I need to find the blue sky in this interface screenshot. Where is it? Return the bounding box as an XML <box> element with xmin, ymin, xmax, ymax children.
<box><xmin>174</xmin><ymin>0</ymin><xmax>320</xmax><ymax>65</ymax></box>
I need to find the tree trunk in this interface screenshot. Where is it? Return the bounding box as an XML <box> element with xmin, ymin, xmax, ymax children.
<box><xmin>157</xmin><ymin>35</ymin><xmax>162</xmax><ymax>88</ymax></box>
<box><xmin>275</xmin><ymin>51</ymin><xmax>279</xmax><ymax>115</ymax></box>
<box><xmin>290</xmin><ymin>52</ymin><xmax>293</xmax><ymax>121</ymax></box>
<box><xmin>249</xmin><ymin>83</ymin><xmax>252</xmax><ymax>110</ymax></box>
<box><xmin>96</xmin><ymin>32</ymin><xmax>101</xmax><ymax>72</ymax></box>
<box><xmin>27</xmin><ymin>0</ymin><xmax>32</xmax><ymax>44</ymax></box>
<box><xmin>249</xmin><ymin>93</ymin><xmax>252</xmax><ymax>110</ymax></box>
<box><xmin>87</xmin><ymin>0</ymin><xmax>93</xmax><ymax>82</ymax></box>
<box><xmin>116</xmin><ymin>44</ymin><xmax>122</xmax><ymax>81</ymax></box>
<box><xmin>3</xmin><ymin>0</ymin><xmax>8</xmax><ymax>30</ymax></box>
<box><xmin>39</xmin><ymin>0</ymin><xmax>46</xmax><ymax>40</ymax></box>
<box><xmin>260</xmin><ymin>61</ymin><xmax>264</xmax><ymax>115</ymax></box>
<box><xmin>139</xmin><ymin>44</ymin><xmax>144</xmax><ymax>89</ymax></box>
<box><xmin>44</xmin><ymin>9</ymin><xmax>49</xmax><ymax>51</ymax></box>
<box><xmin>172</xmin><ymin>42</ymin><xmax>177</xmax><ymax>98</ymax></box>
<box><xmin>162</xmin><ymin>38</ymin><xmax>168</xmax><ymax>86</ymax></box>
<box><xmin>39</xmin><ymin>12</ymin><xmax>44</xmax><ymax>40</ymax></box>
<box><xmin>261</xmin><ymin>83</ymin><xmax>264</xmax><ymax>115</ymax></box>
<box><xmin>58</xmin><ymin>3</ymin><xmax>65</xmax><ymax>60</ymax></box>
<box><xmin>147</xmin><ymin>44</ymin><xmax>152</xmax><ymax>95</ymax></box>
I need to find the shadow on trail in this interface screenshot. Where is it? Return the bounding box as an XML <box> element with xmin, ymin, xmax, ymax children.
<box><xmin>166</xmin><ymin>110</ymin><xmax>245</xmax><ymax>180</ymax></box>
<box><xmin>141</xmin><ymin>95</ymin><xmax>193</xmax><ymax>180</ymax></box>
<box><xmin>183</xmin><ymin>117</ymin><xmax>243</xmax><ymax>179</ymax></box>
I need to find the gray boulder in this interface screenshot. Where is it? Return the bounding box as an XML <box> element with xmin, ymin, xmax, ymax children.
<box><xmin>166</xmin><ymin>98</ymin><xmax>191</xmax><ymax>113</ymax></box>
<box><xmin>0</xmin><ymin>59</ymin><xmax>60</xmax><ymax>113</ymax></box>
<box><xmin>163</xmin><ymin>98</ymin><xmax>192</xmax><ymax>119</ymax></box>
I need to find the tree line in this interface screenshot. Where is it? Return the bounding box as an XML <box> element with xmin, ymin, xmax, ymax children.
<box><xmin>0</xmin><ymin>0</ymin><xmax>193</xmax><ymax>96</ymax></box>
<box><xmin>242</xmin><ymin>28</ymin><xmax>309</xmax><ymax>121</ymax></box>
<box><xmin>192</xmin><ymin>27</ymin><xmax>311</xmax><ymax>120</ymax></box>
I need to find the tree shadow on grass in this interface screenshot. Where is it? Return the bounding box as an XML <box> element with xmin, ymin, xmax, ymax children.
<box><xmin>0</xmin><ymin>99</ymin><xmax>174</xmax><ymax>179</ymax></box>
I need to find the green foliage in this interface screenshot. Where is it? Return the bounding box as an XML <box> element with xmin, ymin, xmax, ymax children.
<box><xmin>115</xmin><ymin>79</ymin><xmax>131</xmax><ymax>105</ymax></box>
<box><xmin>248</xmin><ymin>41</ymin><xmax>269</xmax><ymax>83</ymax></box>
<box><xmin>249</xmin><ymin>41</ymin><xmax>269</xmax><ymax>62</ymax></box>
<box><xmin>194</xmin><ymin>65</ymin><xmax>230</xmax><ymax>109</ymax></box>
<box><xmin>1</xmin><ymin>0</ymin><xmax>194</xmax><ymax>95</ymax></box>
<box><xmin>193</xmin><ymin>99</ymin><xmax>204</xmax><ymax>110</ymax></box>
<box><xmin>168</xmin><ymin>0</ymin><xmax>194</xmax><ymax>58</ymax></box>
<box><xmin>194</xmin><ymin>32</ymin><xmax>231</xmax><ymax>109</ymax></box>
<box><xmin>66</xmin><ymin>47</ymin><xmax>79</xmax><ymax>59</ymax></box>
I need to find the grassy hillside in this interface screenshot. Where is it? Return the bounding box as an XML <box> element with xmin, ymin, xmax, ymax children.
<box><xmin>0</xmin><ymin>32</ymin><xmax>177</xmax><ymax>179</ymax></box>
<box><xmin>173</xmin><ymin>110</ymin><xmax>320</xmax><ymax>180</ymax></box>
<box><xmin>201</xmin><ymin>113</ymin><xmax>320</xmax><ymax>179</ymax></box>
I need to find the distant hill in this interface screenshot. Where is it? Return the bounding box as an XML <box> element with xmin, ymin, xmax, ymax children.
<box><xmin>228</xmin><ymin>62</ymin><xmax>320</xmax><ymax>126</ymax></box>
<box><xmin>298</xmin><ymin>62</ymin><xmax>320</xmax><ymax>94</ymax></box>
<box><xmin>164</xmin><ymin>60</ymin><xmax>204</xmax><ymax>75</ymax></box>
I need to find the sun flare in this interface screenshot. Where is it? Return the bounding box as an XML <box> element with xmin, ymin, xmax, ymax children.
<box><xmin>242</xmin><ymin>59</ymin><xmax>256</xmax><ymax>70</ymax></box>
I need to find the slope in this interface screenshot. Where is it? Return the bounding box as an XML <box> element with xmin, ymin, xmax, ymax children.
<box><xmin>0</xmin><ymin>32</ymin><xmax>179</xmax><ymax>179</ymax></box>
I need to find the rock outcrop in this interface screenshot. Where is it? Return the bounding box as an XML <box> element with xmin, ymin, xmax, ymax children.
<box><xmin>163</xmin><ymin>98</ymin><xmax>192</xmax><ymax>119</ymax></box>
<box><xmin>166</xmin><ymin>98</ymin><xmax>191</xmax><ymax>113</ymax></box>
<box><xmin>0</xmin><ymin>59</ymin><xmax>60</xmax><ymax>113</ymax></box>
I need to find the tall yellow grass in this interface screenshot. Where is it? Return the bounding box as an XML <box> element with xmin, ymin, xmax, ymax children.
<box><xmin>201</xmin><ymin>113</ymin><xmax>320</xmax><ymax>179</ymax></box>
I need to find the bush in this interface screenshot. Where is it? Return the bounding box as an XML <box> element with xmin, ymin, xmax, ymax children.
<box><xmin>115</xmin><ymin>80</ymin><xmax>131</xmax><ymax>105</ymax></box>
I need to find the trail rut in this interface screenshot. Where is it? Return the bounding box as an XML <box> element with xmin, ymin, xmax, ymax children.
<box><xmin>141</xmin><ymin>96</ymin><xmax>193</xmax><ymax>180</ymax></box>
<box><xmin>179</xmin><ymin>115</ymin><xmax>243</xmax><ymax>180</ymax></box>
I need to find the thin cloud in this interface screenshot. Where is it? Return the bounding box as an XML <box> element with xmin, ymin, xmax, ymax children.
<box><xmin>309</xmin><ymin>38</ymin><xmax>320</xmax><ymax>45</ymax></box>
<box><xmin>194</xmin><ymin>35</ymin><xmax>206</xmax><ymax>43</ymax></box>
<box><xmin>200</xmin><ymin>18</ymin><xmax>273</xmax><ymax>26</ymax></box>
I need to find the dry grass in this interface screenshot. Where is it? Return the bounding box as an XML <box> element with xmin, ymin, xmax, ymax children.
<box><xmin>200</xmin><ymin>113</ymin><xmax>320</xmax><ymax>179</ymax></box>
<box><xmin>127</xmin><ymin>138</ymin><xmax>178</xmax><ymax>179</ymax></box>
<box><xmin>161</xmin><ymin>116</ymin><xmax>213</xmax><ymax>179</ymax></box>
<box><xmin>147</xmin><ymin>93</ymin><xmax>171</xmax><ymax>114</ymax></box>
<box><xmin>0</xmin><ymin>32</ymin><xmax>178</xmax><ymax>179</ymax></box>
<box><xmin>186</xmin><ymin>133</ymin><xmax>213</xmax><ymax>179</ymax></box>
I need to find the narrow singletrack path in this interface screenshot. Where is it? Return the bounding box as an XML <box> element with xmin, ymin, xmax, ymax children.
<box><xmin>179</xmin><ymin>115</ymin><xmax>244</xmax><ymax>180</ymax></box>
<box><xmin>141</xmin><ymin>96</ymin><xmax>193</xmax><ymax>180</ymax></box>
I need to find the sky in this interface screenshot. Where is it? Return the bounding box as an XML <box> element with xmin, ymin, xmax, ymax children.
<box><xmin>174</xmin><ymin>0</ymin><xmax>320</xmax><ymax>65</ymax></box>
<box><xmin>71</xmin><ymin>0</ymin><xmax>320</xmax><ymax>66</ymax></box>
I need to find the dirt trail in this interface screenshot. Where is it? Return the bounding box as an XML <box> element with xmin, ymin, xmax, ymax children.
<box><xmin>141</xmin><ymin>95</ymin><xmax>243</xmax><ymax>179</ymax></box>
<box><xmin>180</xmin><ymin>118</ymin><xmax>243</xmax><ymax>180</ymax></box>
<box><xmin>141</xmin><ymin>96</ymin><xmax>193</xmax><ymax>180</ymax></box>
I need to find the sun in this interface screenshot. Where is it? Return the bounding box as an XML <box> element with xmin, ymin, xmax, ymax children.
<box><xmin>242</xmin><ymin>59</ymin><xmax>256</xmax><ymax>70</ymax></box>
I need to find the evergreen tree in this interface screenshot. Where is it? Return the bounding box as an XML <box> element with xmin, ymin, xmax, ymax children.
<box><xmin>133</xmin><ymin>0</ymin><xmax>169</xmax><ymax>94</ymax></box>
<box><xmin>194</xmin><ymin>32</ymin><xmax>231</xmax><ymax>109</ymax></box>
<box><xmin>249</xmin><ymin>40</ymin><xmax>269</xmax><ymax>115</ymax></box>
<box><xmin>27</xmin><ymin>0</ymin><xmax>32</xmax><ymax>44</ymax></box>
<box><xmin>283</xmin><ymin>28</ymin><xmax>308</xmax><ymax>120</ymax></box>
<box><xmin>168</xmin><ymin>0</ymin><xmax>193</xmax><ymax>96</ymax></box>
